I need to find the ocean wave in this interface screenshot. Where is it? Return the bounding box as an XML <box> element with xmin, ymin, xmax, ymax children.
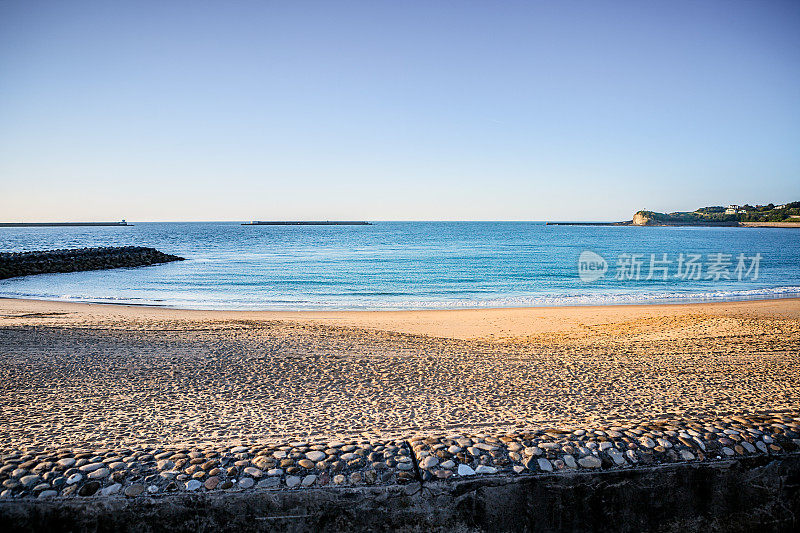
<box><xmin>2</xmin><ymin>285</ymin><xmax>799</xmax><ymax>311</ymax></box>
<box><xmin>2</xmin><ymin>221</ymin><xmax>799</xmax><ymax>311</ymax></box>
<box><xmin>378</xmin><ymin>286</ymin><xmax>800</xmax><ymax>310</ymax></box>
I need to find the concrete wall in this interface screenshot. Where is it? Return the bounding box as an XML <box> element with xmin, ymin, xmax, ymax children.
<box><xmin>1</xmin><ymin>455</ymin><xmax>798</xmax><ymax>532</ymax></box>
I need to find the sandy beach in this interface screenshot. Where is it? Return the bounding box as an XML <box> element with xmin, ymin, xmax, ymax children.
<box><xmin>2</xmin><ymin>297</ymin><xmax>799</xmax><ymax>446</ymax></box>
<box><xmin>1</xmin><ymin>296</ymin><xmax>799</xmax><ymax>500</ymax></box>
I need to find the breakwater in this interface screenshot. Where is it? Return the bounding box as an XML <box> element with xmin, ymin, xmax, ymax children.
<box><xmin>242</xmin><ymin>221</ymin><xmax>371</xmax><ymax>225</ymax></box>
<box><xmin>0</xmin><ymin>222</ymin><xmax>131</xmax><ymax>227</ymax></box>
<box><xmin>545</xmin><ymin>221</ymin><xmax>626</xmax><ymax>226</ymax></box>
<box><xmin>0</xmin><ymin>247</ymin><xmax>184</xmax><ymax>280</ymax></box>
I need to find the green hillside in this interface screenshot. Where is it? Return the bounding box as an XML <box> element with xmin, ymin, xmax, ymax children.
<box><xmin>633</xmin><ymin>201</ymin><xmax>800</xmax><ymax>226</ymax></box>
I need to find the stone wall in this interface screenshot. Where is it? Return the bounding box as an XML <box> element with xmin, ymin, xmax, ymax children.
<box><xmin>1</xmin><ymin>455</ymin><xmax>797</xmax><ymax>532</ymax></box>
<box><xmin>0</xmin><ymin>247</ymin><xmax>184</xmax><ymax>280</ymax></box>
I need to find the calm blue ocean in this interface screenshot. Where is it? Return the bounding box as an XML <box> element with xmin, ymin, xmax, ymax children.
<box><xmin>0</xmin><ymin>222</ymin><xmax>798</xmax><ymax>310</ymax></box>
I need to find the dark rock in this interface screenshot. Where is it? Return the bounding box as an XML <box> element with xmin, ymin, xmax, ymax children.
<box><xmin>77</xmin><ymin>481</ymin><xmax>100</xmax><ymax>497</ymax></box>
<box><xmin>0</xmin><ymin>247</ymin><xmax>184</xmax><ymax>280</ymax></box>
<box><xmin>124</xmin><ymin>484</ymin><xmax>144</xmax><ymax>497</ymax></box>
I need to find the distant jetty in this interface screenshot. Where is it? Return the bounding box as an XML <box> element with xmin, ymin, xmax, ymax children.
<box><xmin>0</xmin><ymin>221</ymin><xmax>132</xmax><ymax>227</ymax></box>
<box><xmin>545</xmin><ymin>222</ymin><xmax>624</xmax><ymax>226</ymax></box>
<box><xmin>0</xmin><ymin>246</ymin><xmax>184</xmax><ymax>280</ymax></box>
<box><xmin>242</xmin><ymin>221</ymin><xmax>371</xmax><ymax>226</ymax></box>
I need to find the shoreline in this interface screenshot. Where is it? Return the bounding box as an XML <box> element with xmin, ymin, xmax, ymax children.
<box><xmin>740</xmin><ymin>221</ymin><xmax>800</xmax><ymax>228</ymax></box>
<box><xmin>2</xmin><ymin>295</ymin><xmax>799</xmax><ymax>339</ymax></box>
<box><xmin>5</xmin><ymin>288</ymin><xmax>800</xmax><ymax>308</ymax></box>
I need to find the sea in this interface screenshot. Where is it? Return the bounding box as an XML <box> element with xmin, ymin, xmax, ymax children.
<box><xmin>1</xmin><ymin>222</ymin><xmax>799</xmax><ymax>310</ymax></box>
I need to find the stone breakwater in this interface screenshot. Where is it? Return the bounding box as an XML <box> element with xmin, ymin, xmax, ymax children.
<box><xmin>0</xmin><ymin>246</ymin><xmax>184</xmax><ymax>280</ymax></box>
<box><xmin>0</xmin><ymin>413</ymin><xmax>797</xmax><ymax>500</ymax></box>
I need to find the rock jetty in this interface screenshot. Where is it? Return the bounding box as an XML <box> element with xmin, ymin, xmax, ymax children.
<box><xmin>0</xmin><ymin>247</ymin><xmax>184</xmax><ymax>280</ymax></box>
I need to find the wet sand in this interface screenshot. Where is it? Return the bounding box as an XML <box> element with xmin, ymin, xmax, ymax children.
<box><xmin>2</xmin><ymin>295</ymin><xmax>800</xmax><ymax>339</ymax></box>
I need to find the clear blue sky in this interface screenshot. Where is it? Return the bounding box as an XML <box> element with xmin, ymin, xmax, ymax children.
<box><xmin>1</xmin><ymin>0</ymin><xmax>798</xmax><ymax>221</ymax></box>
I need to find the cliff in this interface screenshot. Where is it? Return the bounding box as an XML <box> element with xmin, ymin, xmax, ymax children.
<box><xmin>631</xmin><ymin>212</ymin><xmax>651</xmax><ymax>225</ymax></box>
<box><xmin>630</xmin><ymin>201</ymin><xmax>800</xmax><ymax>226</ymax></box>
<box><xmin>629</xmin><ymin>210</ymin><xmax>738</xmax><ymax>227</ymax></box>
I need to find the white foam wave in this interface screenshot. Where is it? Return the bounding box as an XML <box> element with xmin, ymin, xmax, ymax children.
<box><xmin>2</xmin><ymin>285</ymin><xmax>798</xmax><ymax>311</ymax></box>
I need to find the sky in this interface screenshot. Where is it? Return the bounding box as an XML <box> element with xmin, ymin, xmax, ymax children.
<box><xmin>1</xmin><ymin>0</ymin><xmax>799</xmax><ymax>222</ymax></box>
